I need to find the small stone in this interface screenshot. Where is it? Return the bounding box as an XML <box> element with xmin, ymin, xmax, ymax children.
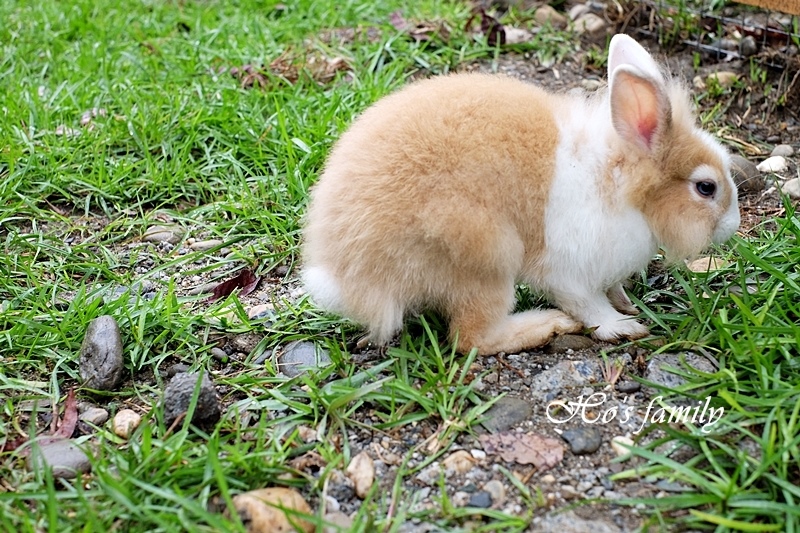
<box><xmin>323</xmin><ymin>511</ymin><xmax>353</xmax><ymax>533</ymax></box>
<box><xmin>210</xmin><ymin>347</ymin><xmax>228</xmax><ymax>362</ymax></box>
<box><xmin>730</xmin><ymin>154</ymin><xmax>764</xmax><ymax>192</ymax></box>
<box><xmin>480</xmin><ymin>396</ymin><xmax>533</xmax><ymax>433</ymax></box>
<box><xmin>113</xmin><ymin>409</ymin><xmax>142</xmax><ymax>439</ymax></box>
<box><xmin>483</xmin><ymin>371</ymin><xmax>499</xmax><ymax>384</ymax></box>
<box><xmin>167</xmin><ymin>363</ymin><xmax>190</xmax><ymax>377</ymax></box>
<box><xmin>782</xmin><ymin>178</ymin><xmax>800</xmax><ymax>199</ymax></box>
<box><xmin>533</xmin><ymin>5</ymin><xmax>567</xmax><ymax>28</ymax></box>
<box><xmin>740</xmin><ymin>35</ymin><xmax>758</xmax><ymax>57</ymax></box>
<box><xmin>162</xmin><ymin>372</ymin><xmax>221</xmax><ymax>428</ymax></box>
<box><xmin>576</xmin><ymin>480</ymin><xmax>593</xmax><ymax>492</ymax></box>
<box><xmin>757</xmin><ymin>155</ymin><xmax>788</xmax><ymax>173</ymax></box>
<box><xmin>467</xmin><ymin>491</ymin><xmax>492</xmax><ymax>508</ymax></box>
<box><xmin>230</xmin><ymin>487</ymin><xmax>314</xmax><ymax>533</ymax></box>
<box><xmin>79</xmin><ymin>315</ymin><xmax>125</xmax><ymax>391</ymax></box>
<box><xmin>561</xmin><ymin>427</ymin><xmax>602</xmax><ymax>455</ymax></box>
<box><xmin>415</xmin><ymin>463</ymin><xmax>441</xmax><ymax>486</ymax></box>
<box><xmin>532</xmin><ymin>510</ymin><xmax>621</xmax><ymax>533</ymax></box>
<box><xmin>504</xmin><ymin>27</ymin><xmax>534</xmax><ymax>45</ymax></box>
<box><xmin>645</xmin><ymin>352</ymin><xmax>717</xmax><ymax>392</ymax></box>
<box><xmin>611</xmin><ymin>435</ymin><xmax>635</xmax><ymax>458</ymax></box>
<box><xmin>345</xmin><ymin>451</ymin><xmax>375</xmax><ymax>499</ymax></box>
<box><xmin>142</xmin><ymin>225</ymin><xmax>182</xmax><ymax>244</ymax></box>
<box><xmin>443</xmin><ymin>450</ymin><xmax>476</xmax><ymax>475</ymax></box>
<box><xmin>189</xmin><ymin>239</ymin><xmax>223</xmax><ymax>251</ymax></box>
<box><xmin>707</xmin><ymin>71</ymin><xmax>739</xmax><ymax>88</ymax></box>
<box><xmin>771</xmin><ymin>144</ymin><xmax>794</xmax><ymax>157</ymax></box>
<box><xmin>574</xmin><ymin>13</ymin><xmax>607</xmax><ymax>36</ymax></box>
<box><xmin>540</xmin><ymin>474</ymin><xmax>556</xmax><ymax>484</ymax></box>
<box><xmin>230</xmin><ymin>333</ymin><xmax>264</xmax><ymax>354</ymax></box>
<box><xmin>278</xmin><ymin>341</ymin><xmax>331</xmax><ymax>378</ymax></box>
<box><xmin>27</xmin><ymin>439</ymin><xmax>92</xmax><ymax>479</ymax></box>
<box><xmin>692</xmin><ymin>75</ymin><xmax>706</xmax><ymax>90</ymax></box>
<box><xmin>616</xmin><ymin>380</ymin><xmax>640</xmax><ymax>393</ymax></box>
<box><xmin>79</xmin><ymin>407</ymin><xmax>109</xmax><ymax>426</ymax></box>
<box><xmin>545</xmin><ymin>334</ymin><xmax>594</xmax><ymax>354</ymax></box>
<box><xmin>247</xmin><ymin>304</ymin><xmax>275</xmax><ymax>321</ymax></box>
<box><xmin>483</xmin><ymin>480</ymin><xmax>506</xmax><ymax>506</ymax></box>
<box><xmin>470</xmin><ymin>449</ymin><xmax>487</xmax><ymax>461</ymax></box>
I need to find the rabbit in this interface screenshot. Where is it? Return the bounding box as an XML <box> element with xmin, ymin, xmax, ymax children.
<box><xmin>301</xmin><ymin>34</ymin><xmax>740</xmax><ymax>356</ymax></box>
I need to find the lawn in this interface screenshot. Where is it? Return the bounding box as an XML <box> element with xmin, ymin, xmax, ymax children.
<box><xmin>1</xmin><ymin>0</ymin><xmax>799</xmax><ymax>531</ymax></box>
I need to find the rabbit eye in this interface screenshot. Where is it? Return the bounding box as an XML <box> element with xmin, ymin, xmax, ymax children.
<box><xmin>696</xmin><ymin>181</ymin><xmax>716</xmax><ymax>198</ymax></box>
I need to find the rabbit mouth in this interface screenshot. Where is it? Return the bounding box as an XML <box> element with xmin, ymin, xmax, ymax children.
<box><xmin>712</xmin><ymin>197</ymin><xmax>741</xmax><ymax>244</ymax></box>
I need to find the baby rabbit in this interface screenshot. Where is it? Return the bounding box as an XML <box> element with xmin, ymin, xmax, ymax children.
<box><xmin>302</xmin><ymin>34</ymin><xmax>740</xmax><ymax>355</ymax></box>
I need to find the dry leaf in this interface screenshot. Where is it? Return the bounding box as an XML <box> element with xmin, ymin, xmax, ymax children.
<box><xmin>442</xmin><ymin>449</ymin><xmax>477</xmax><ymax>474</ymax></box>
<box><xmin>207</xmin><ymin>268</ymin><xmax>260</xmax><ymax>302</ymax></box>
<box><xmin>479</xmin><ymin>432</ymin><xmax>564</xmax><ymax>470</ymax></box>
<box><xmin>345</xmin><ymin>451</ymin><xmax>375</xmax><ymax>499</ymax></box>
<box><xmin>389</xmin><ymin>10</ymin><xmax>450</xmax><ymax>42</ymax></box>
<box><xmin>53</xmin><ymin>388</ymin><xmax>79</xmax><ymax>439</ymax></box>
<box><xmin>289</xmin><ymin>451</ymin><xmax>327</xmax><ymax>472</ymax></box>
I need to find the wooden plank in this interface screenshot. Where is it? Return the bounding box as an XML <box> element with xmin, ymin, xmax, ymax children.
<box><xmin>736</xmin><ymin>0</ymin><xmax>800</xmax><ymax>15</ymax></box>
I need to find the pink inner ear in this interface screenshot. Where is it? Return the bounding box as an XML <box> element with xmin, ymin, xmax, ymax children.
<box><xmin>638</xmin><ymin>116</ymin><xmax>658</xmax><ymax>148</ymax></box>
<box><xmin>610</xmin><ymin>70</ymin><xmax>665</xmax><ymax>152</ymax></box>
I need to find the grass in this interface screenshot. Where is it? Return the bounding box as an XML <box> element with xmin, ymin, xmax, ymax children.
<box><xmin>1</xmin><ymin>0</ymin><xmax>799</xmax><ymax>531</ymax></box>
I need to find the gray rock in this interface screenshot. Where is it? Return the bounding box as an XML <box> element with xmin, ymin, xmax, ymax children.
<box><xmin>480</xmin><ymin>396</ymin><xmax>533</xmax><ymax>433</ymax></box>
<box><xmin>189</xmin><ymin>239</ymin><xmax>223</xmax><ymax>251</ymax></box>
<box><xmin>142</xmin><ymin>225</ymin><xmax>182</xmax><ymax>244</ymax></box>
<box><xmin>529</xmin><ymin>359</ymin><xmax>601</xmax><ymax>402</ymax></box>
<box><xmin>545</xmin><ymin>334</ymin><xmax>595</xmax><ymax>354</ymax></box>
<box><xmin>162</xmin><ymin>372</ymin><xmax>221</xmax><ymax>427</ymax></box>
<box><xmin>532</xmin><ymin>510</ymin><xmax>621</xmax><ymax>533</ymax></box>
<box><xmin>467</xmin><ymin>491</ymin><xmax>492</xmax><ymax>508</ymax></box>
<box><xmin>782</xmin><ymin>178</ymin><xmax>800</xmax><ymax>200</ymax></box>
<box><xmin>229</xmin><ymin>333</ymin><xmax>264</xmax><ymax>354</ymax></box>
<box><xmin>278</xmin><ymin>341</ymin><xmax>331</xmax><ymax>378</ymax></box>
<box><xmin>616</xmin><ymin>380</ymin><xmax>640</xmax><ymax>394</ymax></box>
<box><xmin>561</xmin><ymin>427</ymin><xmax>603</xmax><ymax>455</ymax></box>
<box><xmin>740</xmin><ymin>35</ymin><xmax>758</xmax><ymax>57</ymax></box>
<box><xmin>730</xmin><ymin>154</ymin><xmax>765</xmax><ymax>192</ymax></box>
<box><xmin>166</xmin><ymin>363</ymin><xmax>190</xmax><ymax>377</ymax></box>
<box><xmin>645</xmin><ymin>352</ymin><xmax>717</xmax><ymax>393</ymax></box>
<box><xmin>771</xmin><ymin>144</ymin><xmax>795</xmax><ymax>157</ymax></box>
<box><xmin>79</xmin><ymin>407</ymin><xmax>109</xmax><ymax>426</ymax></box>
<box><xmin>27</xmin><ymin>439</ymin><xmax>92</xmax><ymax>479</ymax></box>
<box><xmin>574</xmin><ymin>13</ymin><xmax>607</xmax><ymax>36</ymax></box>
<box><xmin>79</xmin><ymin>315</ymin><xmax>125</xmax><ymax>391</ymax></box>
<box><xmin>210</xmin><ymin>347</ymin><xmax>228</xmax><ymax>362</ymax></box>
<box><xmin>533</xmin><ymin>5</ymin><xmax>567</xmax><ymax>29</ymax></box>
<box><xmin>483</xmin><ymin>480</ymin><xmax>506</xmax><ymax>506</ymax></box>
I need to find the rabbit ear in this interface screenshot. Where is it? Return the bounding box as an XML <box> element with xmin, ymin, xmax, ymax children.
<box><xmin>608</xmin><ymin>34</ymin><xmax>663</xmax><ymax>83</ymax></box>
<box><xmin>609</xmin><ymin>65</ymin><xmax>671</xmax><ymax>153</ymax></box>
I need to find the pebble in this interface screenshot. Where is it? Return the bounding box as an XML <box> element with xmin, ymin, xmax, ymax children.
<box><xmin>210</xmin><ymin>347</ymin><xmax>228</xmax><ymax>362</ymax></box>
<box><xmin>142</xmin><ymin>225</ymin><xmax>182</xmax><ymax>244</ymax></box>
<box><xmin>532</xmin><ymin>510</ymin><xmax>621</xmax><ymax>533</ymax></box>
<box><xmin>540</xmin><ymin>474</ymin><xmax>556</xmax><ymax>484</ymax></box>
<box><xmin>480</xmin><ymin>396</ymin><xmax>533</xmax><ymax>432</ymax></box>
<box><xmin>645</xmin><ymin>352</ymin><xmax>717</xmax><ymax>392</ymax></box>
<box><xmin>113</xmin><ymin>409</ymin><xmax>142</xmax><ymax>439</ymax></box>
<box><xmin>230</xmin><ymin>333</ymin><xmax>264</xmax><ymax>354</ymax></box>
<box><xmin>545</xmin><ymin>334</ymin><xmax>594</xmax><ymax>354</ymax></box>
<box><xmin>189</xmin><ymin>239</ymin><xmax>223</xmax><ymax>251</ymax></box>
<box><xmin>79</xmin><ymin>407</ymin><xmax>109</xmax><ymax>426</ymax></box>
<box><xmin>533</xmin><ymin>5</ymin><xmax>568</xmax><ymax>28</ymax></box>
<box><xmin>323</xmin><ymin>511</ymin><xmax>353</xmax><ymax>532</ymax></box>
<box><xmin>504</xmin><ymin>27</ymin><xmax>534</xmax><ymax>45</ymax></box>
<box><xmin>757</xmin><ymin>155</ymin><xmax>788</xmax><ymax>173</ymax></box>
<box><xmin>162</xmin><ymin>372</ymin><xmax>221</xmax><ymax>428</ymax></box>
<box><xmin>611</xmin><ymin>436</ymin><xmax>635</xmax><ymax>458</ymax></box>
<box><xmin>470</xmin><ymin>449</ymin><xmax>486</xmax><ymax>461</ymax></box>
<box><xmin>782</xmin><ymin>178</ymin><xmax>800</xmax><ymax>199</ymax></box>
<box><xmin>247</xmin><ymin>304</ymin><xmax>275</xmax><ymax>321</ymax></box>
<box><xmin>729</xmin><ymin>154</ymin><xmax>765</xmax><ymax>192</ymax></box>
<box><xmin>771</xmin><ymin>144</ymin><xmax>794</xmax><ymax>157</ymax></box>
<box><xmin>442</xmin><ymin>450</ymin><xmax>476</xmax><ymax>475</ymax></box>
<box><xmin>27</xmin><ymin>439</ymin><xmax>92</xmax><ymax>479</ymax></box>
<box><xmin>686</xmin><ymin>256</ymin><xmax>727</xmax><ymax>273</ymax></box>
<box><xmin>568</xmin><ymin>4</ymin><xmax>590</xmax><ymax>20</ymax></box>
<box><xmin>483</xmin><ymin>480</ymin><xmax>505</xmax><ymax>506</ymax></box>
<box><xmin>166</xmin><ymin>363</ymin><xmax>190</xmax><ymax>377</ymax></box>
<box><xmin>561</xmin><ymin>427</ymin><xmax>603</xmax><ymax>455</ymax></box>
<box><xmin>230</xmin><ymin>487</ymin><xmax>314</xmax><ymax>533</ymax></box>
<box><xmin>529</xmin><ymin>359</ymin><xmax>601</xmax><ymax>402</ymax></box>
<box><xmin>415</xmin><ymin>463</ymin><xmax>441</xmax><ymax>486</ymax></box>
<box><xmin>576</xmin><ymin>480</ymin><xmax>593</xmax><ymax>492</ymax></box>
<box><xmin>574</xmin><ymin>13</ymin><xmax>607</xmax><ymax>36</ymax></box>
<box><xmin>616</xmin><ymin>380</ymin><xmax>640</xmax><ymax>394</ymax></box>
<box><xmin>79</xmin><ymin>315</ymin><xmax>125</xmax><ymax>391</ymax></box>
<box><xmin>467</xmin><ymin>490</ymin><xmax>492</xmax><ymax>508</ymax></box>
<box><xmin>278</xmin><ymin>341</ymin><xmax>332</xmax><ymax>378</ymax></box>
<box><xmin>740</xmin><ymin>35</ymin><xmax>758</xmax><ymax>57</ymax></box>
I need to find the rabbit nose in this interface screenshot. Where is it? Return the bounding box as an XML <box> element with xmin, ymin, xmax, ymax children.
<box><xmin>712</xmin><ymin>194</ymin><xmax>740</xmax><ymax>244</ymax></box>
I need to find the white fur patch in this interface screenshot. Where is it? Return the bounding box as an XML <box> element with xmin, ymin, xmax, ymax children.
<box><xmin>301</xmin><ymin>265</ymin><xmax>344</xmax><ymax>312</ymax></box>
